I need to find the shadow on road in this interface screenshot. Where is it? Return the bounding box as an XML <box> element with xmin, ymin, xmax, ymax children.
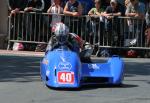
<box><xmin>0</xmin><ymin>55</ymin><xmax>42</xmax><ymax>82</ymax></box>
<box><xmin>0</xmin><ymin>55</ymin><xmax>150</xmax><ymax>86</ymax></box>
<box><xmin>45</xmin><ymin>83</ymin><xmax>138</xmax><ymax>91</ymax></box>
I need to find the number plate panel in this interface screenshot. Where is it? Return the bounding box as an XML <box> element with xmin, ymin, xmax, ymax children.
<box><xmin>57</xmin><ymin>72</ymin><xmax>74</xmax><ymax>84</ymax></box>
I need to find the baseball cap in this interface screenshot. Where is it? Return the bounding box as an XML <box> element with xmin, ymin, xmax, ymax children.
<box><xmin>110</xmin><ymin>0</ymin><xmax>117</xmax><ymax>3</ymax></box>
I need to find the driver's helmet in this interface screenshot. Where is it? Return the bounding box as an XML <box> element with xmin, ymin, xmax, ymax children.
<box><xmin>53</xmin><ymin>22</ymin><xmax>69</xmax><ymax>44</ymax></box>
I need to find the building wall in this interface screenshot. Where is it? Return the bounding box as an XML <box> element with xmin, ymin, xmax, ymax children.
<box><xmin>0</xmin><ymin>0</ymin><xmax>8</xmax><ymax>49</ymax></box>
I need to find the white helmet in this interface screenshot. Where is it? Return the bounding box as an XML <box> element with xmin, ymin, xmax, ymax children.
<box><xmin>53</xmin><ymin>22</ymin><xmax>69</xmax><ymax>44</ymax></box>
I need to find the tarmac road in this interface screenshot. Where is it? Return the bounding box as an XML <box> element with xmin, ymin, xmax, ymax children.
<box><xmin>0</xmin><ymin>51</ymin><xmax>150</xmax><ymax>103</ymax></box>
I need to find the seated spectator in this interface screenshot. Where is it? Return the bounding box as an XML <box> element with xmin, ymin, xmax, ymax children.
<box><xmin>102</xmin><ymin>0</ymin><xmax>122</xmax><ymax>46</ymax></box>
<box><xmin>125</xmin><ymin>0</ymin><xmax>145</xmax><ymax>47</ymax></box>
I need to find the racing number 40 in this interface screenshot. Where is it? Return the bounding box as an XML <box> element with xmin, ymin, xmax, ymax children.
<box><xmin>58</xmin><ymin>72</ymin><xmax>74</xmax><ymax>84</ymax></box>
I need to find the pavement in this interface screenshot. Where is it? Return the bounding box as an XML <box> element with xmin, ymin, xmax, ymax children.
<box><xmin>0</xmin><ymin>50</ymin><xmax>150</xmax><ymax>103</ymax></box>
<box><xmin>0</xmin><ymin>50</ymin><xmax>44</xmax><ymax>57</ymax></box>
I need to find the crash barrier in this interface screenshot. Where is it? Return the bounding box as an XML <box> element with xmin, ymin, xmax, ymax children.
<box><xmin>7</xmin><ymin>12</ymin><xmax>150</xmax><ymax>55</ymax></box>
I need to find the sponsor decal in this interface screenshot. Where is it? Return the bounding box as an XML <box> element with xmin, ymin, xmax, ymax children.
<box><xmin>58</xmin><ymin>62</ymin><xmax>72</xmax><ymax>70</ymax></box>
<box><xmin>43</xmin><ymin>58</ymin><xmax>49</xmax><ymax>65</ymax></box>
<box><xmin>88</xmin><ymin>64</ymin><xmax>100</xmax><ymax>70</ymax></box>
<box><xmin>46</xmin><ymin>70</ymin><xmax>50</xmax><ymax>76</ymax></box>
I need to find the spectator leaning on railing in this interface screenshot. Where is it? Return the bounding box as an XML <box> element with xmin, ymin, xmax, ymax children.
<box><xmin>125</xmin><ymin>0</ymin><xmax>145</xmax><ymax>19</ymax></box>
<box><xmin>24</xmin><ymin>0</ymin><xmax>45</xmax><ymax>51</ymax></box>
<box><xmin>125</xmin><ymin>0</ymin><xmax>145</xmax><ymax>47</ymax></box>
<box><xmin>63</xmin><ymin>0</ymin><xmax>83</xmax><ymax>34</ymax></box>
<box><xmin>7</xmin><ymin>0</ymin><xmax>28</xmax><ymax>51</ymax></box>
<box><xmin>87</xmin><ymin>0</ymin><xmax>105</xmax><ymax>45</ymax></box>
<box><xmin>7</xmin><ymin>0</ymin><xmax>28</xmax><ymax>14</ymax></box>
<box><xmin>63</xmin><ymin>0</ymin><xmax>82</xmax><ymax>16</ymax></box>
<box><xmin>24</xmin><ymin>0</ymin><xmax>45</xmax><ymax>12</ymax></box>
<box><xmin>102</xmin><ymin>0</ymin><xmax>122</xmax><ymax>46</ymax></box>
<box><xmin>24</xmin><ymin>0</ymin><xmax>45</xmax><ymax>36</ymax></box>
<box><xmin>47</xmin><ymin>0</ymin><xmax>63</xmax><ymax>26</ymax></box>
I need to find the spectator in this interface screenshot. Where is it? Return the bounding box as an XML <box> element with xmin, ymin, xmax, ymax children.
<box><xmin>125</xmin><ymin>0</ymin><xmax>145</xmax><ymax>46</ymax></box>
<box><xmin>125</xmin><ymin>0</ymin><xmax>145</xmax><ymax>19</ymax></box>
<box><xmin>63</xmin><ymin>0</ymin><xmax>83</xmax><ymax>34</ymax></box>
<box><xmin>24</xmin><ymin>0</ymin><xmax>45</xmax><ymax>12</ymax></box>
<box><xmin>7</xmin><ymin>0</ymin><xmax>28</xmax><ymax>51</ymax></box>
<box><xmin>47</xmin><ymin>0</ymin><xmax>63</xmax><ymax>13</ymax></box>
<box><xmin>24</xmin><ymin>0</ymin><xmax>45</xmax><ymax>37</ymax></box>
<box><xmin>47</xmin><ymin>0</ymin><xmax>63</xmax><ymax>25</ymax></box>
<box><xmin>87</xmin><ymin>0</ymin><xmax>105</xmax><ymax>44</ymax></box>
<box><xmin>63</xmin><ymin>0</ymin><xmax>82</xmax><ymax>16</ymax></box>
<box><xmin>88</xmin><ymin>0</ymin><xmax>105</xmax><ymax>16</ymax></box>
<box><xmin>7</xmin><ymin>0</ymin><xmax>28</xmax><ymax>14</ymax></box>
<box><xmin>102</xmin><ymin>0</ymin><xmax>122</xmax><ymax>46</ymax></box>
<box><xmin>24</xmin><ymin>0</ymin><xmax>45</xmax><ymax>51</ymax></box>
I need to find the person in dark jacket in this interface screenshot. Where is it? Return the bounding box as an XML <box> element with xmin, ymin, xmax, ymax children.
<box><xmin>24</xmin><ymin>0</ymin><xmax>45</xmax><ymax>12</ymax></box>
<box><xmin>7</xmin><ymin>0</ymin><xmax>28</xmax><ymax>50</ymax></box>
<box><xmin>7</xmin><ymin>0</ymin><xmax>28</xmax><ymax>14</ymax></box>
<box><xmin>24</xmin><ymin>0</ymin><xmax>45</xmax><ymax>51</ymax></box>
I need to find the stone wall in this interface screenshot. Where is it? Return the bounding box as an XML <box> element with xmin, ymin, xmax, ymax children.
<box><xmin>0</xmin><ymin>0</ymin><xmax>8</xmax><ymax>49</ymax></box>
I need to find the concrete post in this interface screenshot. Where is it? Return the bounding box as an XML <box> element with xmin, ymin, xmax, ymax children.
<box><xmin>0</xmin><ymin>0</ymin><xmax>8</xmax><ymax>49</ymax></box>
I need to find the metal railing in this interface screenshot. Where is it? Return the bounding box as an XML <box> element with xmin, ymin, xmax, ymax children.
<box><xmin>7</xmin><ymin>12</ymin><xmax>150</xmax><ymax>55</ymax></box>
